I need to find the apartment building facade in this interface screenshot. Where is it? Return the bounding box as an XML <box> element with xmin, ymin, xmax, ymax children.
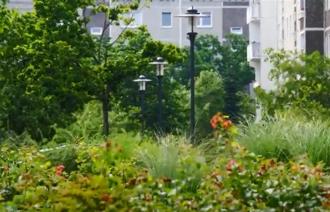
<box><xmin>87</xmin><ymin>0</ymin><xmax>249</xmax><ymax>47</ymax></box>
<box><xmin>7</xmin><ymin>0</ymin><xmax>249</xmax><ymax>47</ymax></box>
<box><xmin>325</xmin><ymin>0</ymin><xmax>330</xmax><ymax>56</ymax></box>
<box><xmin>247</xmin><ymin>0</ymin><xmax>327</xmax><ymax>92</ymax></box>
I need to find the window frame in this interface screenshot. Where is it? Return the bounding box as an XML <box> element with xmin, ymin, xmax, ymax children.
<box><xmin>90</xmin><ymin>27</ymin><xmax>103</xmax><ymax>36</ymax></box>
<box><xmin>197</xmin><ymin>12</ymin><xmax>212</xmax><ymax>28</ymax></box>
<box><xmin>161</xmin><ymin>11</ymin><xmax>173</xmax><ymax>28</ymax></box>
<box><xmin>230</xmin><ymin>26</ymin><xmax>243</xmax><ymax>35</ymax></box>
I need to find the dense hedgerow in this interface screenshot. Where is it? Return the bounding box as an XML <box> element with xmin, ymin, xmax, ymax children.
<box><xmin>0</xmin><ymin>132</ymin><xmax>329</xmax><ymax>211</ymax></box>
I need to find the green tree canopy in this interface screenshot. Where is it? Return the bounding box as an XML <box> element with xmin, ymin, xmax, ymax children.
<box><xmin>195</xmin><ymin>70</ymin><xmax>225</xmax><ymax>138</ymax></box>
<box><xmin>256</xmin><ymin>50</ymin><xmax>330</xmax><ymax>116</ymax></box>
<box><xmin>0</xmin><ymin>1</ymin><xmax>95</xmax><ymax>140</ymax></box>
<box><xmin>171</xmin><ymin>34</ymin><xmax>255</xmax><ymax>120</ymax></box>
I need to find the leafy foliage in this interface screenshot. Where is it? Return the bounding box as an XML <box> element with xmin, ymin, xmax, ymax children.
<box><xmin>0</xmin><ymin>1</ymin><xmax>95</xmax><ymax>140</ymax></box>
<box><xmin>195</xmin><ymin>71</ymin><xmax>225</xmax><ymax>138</ymax></box>
<box><xmin>171</xmin><ymin>34</ymin><xmax>255</xmax><ymax>120</ymax></box>
<box><xmin>0</xmin><ymin>136</ymin><xmax>328</xmax><ymax>210</ymax></box>
<box><xmin>256</xmin><ymin>50</ymin><xmax>330</xmax><ymax>116</ymax></box>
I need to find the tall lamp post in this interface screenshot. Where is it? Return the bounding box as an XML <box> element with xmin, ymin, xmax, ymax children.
<box><xmin>149</xmin><ymin>57</ymin><xmax>168</xmax><ymax>132</ymax></box>
<box><xmin>176</xmin><ymin>7</ymin><xmax>206</xmax><ymax>142</ymax></box>
<box><xmin>134</xmin><ymin>75</ymin><xmax>151</xmax><ymax>132</ymax></box>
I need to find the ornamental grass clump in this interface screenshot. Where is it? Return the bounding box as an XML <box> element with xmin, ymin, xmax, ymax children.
<box><xmin>136</xmin><ymin>135</ymin><xmax>208</xmax><ymax>192</ymax></box>
<box><xmin>239</xmin><ymin>111</ymin><xmax>330</xmax><ymax>166</ymax></box>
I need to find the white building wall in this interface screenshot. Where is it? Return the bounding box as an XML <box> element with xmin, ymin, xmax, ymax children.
<box><xmin>248</xmin><ymin>0</ymin><xmax>278</xmax><ymax>92</ymax></box>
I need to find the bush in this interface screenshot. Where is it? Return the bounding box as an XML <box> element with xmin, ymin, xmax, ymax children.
<box><xmin>195</xmin><ymin>70</ymin><xmax>225</xmax><ymax>139</ymax></box>
<box><xmin>1</xmin><ymin>139</ymin><xmax>328</xmax><ymax>211</ymax></box>
<box><xmin>198</xmin><ymin>143</ymin><xmax>325</xmax><ymax>211</ymax></box>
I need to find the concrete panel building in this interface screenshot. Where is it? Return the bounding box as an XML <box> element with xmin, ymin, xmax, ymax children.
<box><xmin>247</xmin><ymin>0</ymin><xmax>327</xmax><ymax>93</ymax></box>
<box><xmin>7</xmin><ymin>0</ymin><xmax>250</xmax><ymax>47</ymax></box>
<box><xmin>88</xmin><ymin>0</ymin><xmax>250</xmax><ymax>47</ymax></box>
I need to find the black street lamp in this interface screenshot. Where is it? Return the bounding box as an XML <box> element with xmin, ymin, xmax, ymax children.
<box><xmin>176</xmin><ymin>7</ymin><xmax>206</xmax><ymax>142</ymax></box>
<box><xmin>133</xmin><ymin>75</ymin><xmax>151</xmax><ymax>131</ymax></box>
<box><xmin>149</xmin><ymin>57</ymin><xmax>168</xmax><ymax>132</ymax></box>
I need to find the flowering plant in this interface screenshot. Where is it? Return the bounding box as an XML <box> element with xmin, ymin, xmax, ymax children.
<box><xmin>210</xmin><ymin>112</ymin><xmax>237</xmax><ymax>140</ymax></box>
<box><xmin>55</xmin><ymin>165</ymin><xmax>65</xmax><ymax>176</ymax></box>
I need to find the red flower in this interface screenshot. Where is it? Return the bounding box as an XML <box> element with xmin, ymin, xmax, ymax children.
<box><xmin>55</xmin><ymin>164</ymin><xmax>65</xmax><ymax>176</ymax></box>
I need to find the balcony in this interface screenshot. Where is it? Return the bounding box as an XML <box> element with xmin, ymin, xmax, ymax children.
<box><xmin>247</xmin><ymin>42</ymin><xmax>261</xmax><ymax>61</ymax></box>
<box><xmin>247</xmin><ymin>3</ymin><xmax>260</xmax><ymax>24</ymax></box>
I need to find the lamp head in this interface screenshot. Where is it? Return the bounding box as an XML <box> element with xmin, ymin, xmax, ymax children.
<box><xmin>133</xmin><ymin>75</ymin><xmax>151</xmax><ymax>91</ymax></box>
<box><xmin>175</xmin><ymin>7</ymin><xmax>208</xmax><ymax>32</ymax></box>
<box><xmin>149</xmin><ymin>57</ymin><xmax>168</xmax><ymax>77</ymax></box>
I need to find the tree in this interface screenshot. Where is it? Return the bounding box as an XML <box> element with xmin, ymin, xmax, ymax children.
<box><xmin>195</xmin><ymin>70</ymin><xmax>225</xmax><ymax>138</ymax></box>
<box><xmin>170</xmin><ymin>34</ymin><xmax>255</xmax><ymax>120</ymax></box>
<box><xmin>0</xmin><ymin>0</ymin><xmax>95</xmax><ymax>140</ymax></box>
<box><xmin>103</xmin><ymin>27</ymin><xmax>187</xmax><ymax>133</ymax></box>
<box><xmin>216</xmin><ymin>34</ymin><xmax>255</xmax><ymax>119</ymax></box>
<box><xmin>85</xmin><ymin>0</ymin><xmax>185</xmax><ymax>137</ymax></box>
<box><xmin>256</xmin><ymin>50</ymin><xmax>330</xmax><ymax>116</ymax></box>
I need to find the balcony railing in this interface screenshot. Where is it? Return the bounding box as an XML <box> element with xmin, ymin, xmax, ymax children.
<box><xmin>247</xmin><ymin>42</ymin><xmax>261</xmax><ymax>61</ymax></box>
<box><xmin>247</xmin><ymin>3</ymin><xmax>260</xmax><ymax>23</ymax></box>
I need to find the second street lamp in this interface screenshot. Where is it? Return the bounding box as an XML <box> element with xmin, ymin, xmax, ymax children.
<box><xmin>176</xmin><ymin>7</ymin><xmax>207</xmax><ymax>142</ymax></box>
<box><xmin>133</xmin><ymin>75</ymin><xmax>151</xmax><ymax>132</ymax></box>
<box><xmin>149</xmin><ymin>57</ymin><xmax>168</xmax><ymax>132</ymax></box>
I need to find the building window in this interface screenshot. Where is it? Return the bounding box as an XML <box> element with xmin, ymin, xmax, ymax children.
<box><xmin>90</xmin><ymin>27</ymin><xmax>103</xmax><ymax>36</ymax></box>
<box><xmin>230</xmin><ymin>27</ymin><xmax>243</xmax><ymax>35</ymax></box>
<box><xmin>161</xmin><ymin>12</ymin><xmax>172</xmax><ymax>27</ymax></box>
<box><xmin>198</xmin><ymin>12</ymin><xmax>212</xmax><ymax>27</ymax></box>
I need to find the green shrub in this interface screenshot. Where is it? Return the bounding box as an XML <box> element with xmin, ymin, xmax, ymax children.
<box><xmin>42</xmin><ymin>144</ymin><xmax>78</xmax><ymax>172</ymax></box>
<box><xmin>198</xmin><ymin>143</ymin><xmax>326</xmax><ymax>211</ymax></box>
<box><xmin>1</xmin><ymin>139</ymin><xmax>328</xmax><ymax>211</ymax></box>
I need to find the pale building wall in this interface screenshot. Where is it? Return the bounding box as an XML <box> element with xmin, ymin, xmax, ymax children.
<box><xmin>7</xmin><ymin>0</ymin><xmax>249</xmax><ymax>47</ymax></box>
<box><xmin>7</xmin><ymin>0</ymin><xmax>33</xmax><ymax>12</ymax></box>
<box><xmin>248</xmin><ymin>0</ymin><xmax>278</xmax><ymax>92</ymax></box>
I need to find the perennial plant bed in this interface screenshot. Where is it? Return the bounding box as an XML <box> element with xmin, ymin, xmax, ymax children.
<box><xmin>1</xmin><ymin>115</ymin><xmax>330</xmax><ymax>211</ymax></box>
<box><xmin>0</xmin><ymin>141</ymin><xmax>328</xmax><ymax>211</ymax></box>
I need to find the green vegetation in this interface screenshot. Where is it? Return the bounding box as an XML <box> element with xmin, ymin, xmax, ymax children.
<box><xmin>256</xmin><ymin>50</ymin><xmax>330</xmax><ymax>116</ymax></box>
<box><xmin>1</xmin><ymin>0</ymin><xmax>330</xmax><ymax>210</ymax></box>
<box><xmin>1</xmin><ymin>132</ymin><xmax>328</xmax><ymax>210</ymax></box>
<box><xmin>239</xmin><ymin>111</ymin><xmax>330</xmax><ymax>165</ymax></box>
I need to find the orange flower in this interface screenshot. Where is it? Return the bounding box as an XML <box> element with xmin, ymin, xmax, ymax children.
<box><xmin>222</xmin><ymin>120</ymin><xmax>232</xmax><ymax>129</ymax></box>
<box><xmin>55</xmin><ymin>164</ymin><xmax>65</xmax><ymax>176</ymax></box>
<box><xmin>210</xmin><ymin>113</ymin><xmax>224</xmax><ymax>129</ymax></box>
